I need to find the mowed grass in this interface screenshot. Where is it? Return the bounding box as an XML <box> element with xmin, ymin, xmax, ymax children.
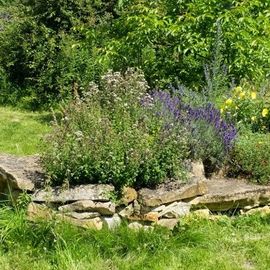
<box><xmin>0</xmin><ymin>106</ymin><xmax>51</xmax><ymax>155</ymax></box>
<box><xmin>0</xmin><ymin>207</ymin><xmax>270</xmax><ymax>270</ymax></box>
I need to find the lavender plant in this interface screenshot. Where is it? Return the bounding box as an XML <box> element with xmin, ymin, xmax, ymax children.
<box><xmin>148</xmin><ymin>89</ymin><xmax>237</xmax><ymax>173</ymax></box>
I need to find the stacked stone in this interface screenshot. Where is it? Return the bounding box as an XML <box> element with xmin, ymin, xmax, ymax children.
<box><xmin>2</xmin><ymin>154</ymin><xmax>270</xmax><ymax>231</ymax></box>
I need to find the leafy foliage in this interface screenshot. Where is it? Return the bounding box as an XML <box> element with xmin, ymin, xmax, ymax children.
<box><xmin>42</xmin><ymin>70</ymin><xmax>189</xmax><ymax>189</ymax></box>
<box><xmin>221</xmin><ymin>84</ymin><xmax>270</xmax><ymax>132</ymax></box>
<box><xmin>229</xmin><ymin>132</ymin><xmax>270</xmax><ymax>184</ymax></box>
<box><xmin>0</xmin><ymin>0</ymin><xmax>269</xmax><ymax>107</ymax></box>
<box><xmin>100</xmin><ymin>0</ymin><xmax>270</xmax><ymax>88</ymax></box>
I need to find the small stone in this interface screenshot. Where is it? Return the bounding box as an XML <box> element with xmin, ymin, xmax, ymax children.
<box><xmin>118</xmin><ymin>204</ymin><xmax>134</xmax><ymax>218</ymax></box>
<box><xmin>128</xmin><ymin>222</ymin><xmax>143</xmax><ymax>230</ymax></box>
<box><xmin>64</xmin><ymin>212</ymin><xmax>100</xmax><ymax>219</ymax></box>
<box><xmin>27</xmin><ymin>202</ymin><xmax>54</xmax><ymax>221</ymax></box>
<box><xmin>143</xmin><ymin>212</ymin><xmax>159</xmax><ymax>222</ymax></box>
<box><xmin>127</xmin><ymin>221</ymin><xmax>153</xmax><ymax>231</ymax></box>
<box><xmin>157</xmin><ymin>219</ymin><xmax>179</xmax><ymax>230</ymax></box>
<box><xmin>192</xmin><ymin>209</ymin><xmax>210</xmax><ymax>218</ymax></box>
<box><xmin>158</xmin><ymin>202</ymin><xmax>190</xmax><ymax>219</ymax></box>
<box><xmin>189</xmin><ymin>160</ymin><xmax>205</xmax><ymax>179</ymax></box>
<box><xmin>121</xmin><ymin>187</ymin><xmax>138</xmax><ymax>205</ymax></box>
<box><xmin>133</xmin><ymin>200</ymin><xmax>141</xmax><ymax>216</ymax></box>
<box><xmin>103</xmin><ymin>214</ymin><xmax>122</xmax><ymax>230</ymax></box>
<box><xmin>59</xmin><ymin>216</ymin><xmax>103</xmax><ymax>230</ymax></box>
<box><xmin>243</xmin><ymin>206</ymin><xmax>270</xmax><ymax>216</ymax></box>
<box><xmin>59</xmin><ymin>200</ymin><xmax>115</xmax><ymax>216</ymax></box>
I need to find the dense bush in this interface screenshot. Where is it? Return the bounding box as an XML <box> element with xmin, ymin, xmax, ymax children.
<box><xmin>229</xmin><ymin>132</ymin><xmax>270</xmax><ymax>184</ymax></box>
<box><xmin>101</xmin><ymin>0</ymin><xmax>270</xmax><ymax>88</ymax></box>
<box><xmin>0</xmin><ymin>0</ymin><xmax>269</xmax><ymax>107</ymax></box>
<box><xmin>220</xmin><ymin>84</ymin><xmax>270</xmax><ymax>132</ymax></box>
<box><xmin>42</xmin><ymin>70</ymin><xmax>237</xmax><ymax>188</ymax></box>
<box><xmin>42</xmin><ymin>70</ymin><xmax>190</xmax><ymax>189</ymax></box>
<box><xmin>0</xmin><ymin>0</ymin><xmax>111</xmax><ymax>108</ymax></box>
<box><xmin>150</xmin><ymin>90</ymin><xmax>237</xmax><ymax>174</ymax></box>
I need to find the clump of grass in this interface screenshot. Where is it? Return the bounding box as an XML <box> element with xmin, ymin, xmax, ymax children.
<box><xmin>0</xmin><ymin>206</ymin><xmax>270</xmax><ymax>270</ymax></box>
<box><xmin>0</xmin><ymin>106</ymin><xmax>51</xmax><ymax>155</ymax></box>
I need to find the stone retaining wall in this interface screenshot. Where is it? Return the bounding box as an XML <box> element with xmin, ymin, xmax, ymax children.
<box><xmin>2</xmin><ymin>154</ymin><xmax>270</xmax><ymax>230</ymax></box>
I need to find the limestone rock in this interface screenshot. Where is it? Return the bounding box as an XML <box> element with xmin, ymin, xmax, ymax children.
<box><xmin>102</xmin><ymin>214</ymin><xmax>122</xmax><ymax>230</ymax></box>
<box><xmin>188</xmin><ymin>178</ymin><xmax>270</xmax><ymax>211</ymax></box>
<box><xmin>192</xmin><ymin>209</ymin><xmax>210</xmax><ymax>218</ymax></box>
<box><xmin>188</xmin><ymin>160</ymin><xmax>205</xmax><ymax>179</ymax></box>
<box><xmin>143</xmin><ymin>212</ymin><xmax>159</xmax><ymax>222</ymax></box>
<box><xmin>27</xmin><ymin>202</ymin><xmax>103</xmax><ymax>229</ymax></box>
<box><xmin>0</xmin><ymin>154</ymin><xmax>44</xmax><ymax>193</ymax></box>
<box><xmin>242</xmin><ymin>206</ymin><xmax>270</xmax><ymax>216</ymax></box>
<box><xmin>59</xmin><ymin>215</ymin><xmax>103</xmax><ymax>230</ymax></box>
<box><xmin>128</xmin><ymin>222</ymin><xmax>153</xmax><ymax>231</ymax></box>
<box><xmin>157</xmin><ymin>219</ymin><xmax>179</xmax><ymax>230</ymax></box>
<box><xmin>59</xmin><ymin>200</ymin><xmax>115</xmax><ymax>216</ymax></box>
<box><xmin>128</xmin><ymin>222</ymin><xmax>143</xmax><ymax>230</ymax></box>
<box><xmin>64</xmin><ymin>212</ymin><xmax>100</xmax><ymax>219</ymax></box>
<box><xmin>156</xmin><ymin>202</ymin><xmax>190</xmax><ymax>219</ymax></box>
<box><xmin>133</xmin><ymin>200</ymin><xmax>141</xmax><ymax>216</ymax></box>
<box><xmin>27</xmin><ymin>202</ymin><xmax>53</xmax><ymax>221</ymax></box>
<box><xmin>118</xmin><ymin>204</ymin><xmax>134</xmax><ymax>218</ymax></box>
<box><xmin>32</xmin><ymin>184</ymin><xmax>114</xmax><ymax>203</ymax></box>
<box><xmin>138</xmin><ymin>179</ymin><xmax>207</xmax><ymax>208</ymax></box>
<box><xmin>121</xmin><ymin>187</ymin><xmax>137</xmax><ymax>205</ymax></box>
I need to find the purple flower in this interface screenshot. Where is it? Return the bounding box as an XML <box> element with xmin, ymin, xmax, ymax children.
<box><xmin>146</xmin><ymin>90</ymin><xmax>237</xmax><ymax>152</ymax></box>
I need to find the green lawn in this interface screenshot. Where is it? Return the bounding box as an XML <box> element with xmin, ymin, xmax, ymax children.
<box><xmin>0</xmin><ymin>207</ymin><xmax>270</xmax><ymax>270</ymax></box>
<box><xmin>0</xmin><ymin>106</ymin><xmax>51</xmax><ymax>155</ymax></box>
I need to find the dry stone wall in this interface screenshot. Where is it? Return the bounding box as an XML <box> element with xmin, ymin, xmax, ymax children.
<box><xmin>2</xmin><ymin>154</ymin><xmax>270</xmax><ymax>230</ymax></box>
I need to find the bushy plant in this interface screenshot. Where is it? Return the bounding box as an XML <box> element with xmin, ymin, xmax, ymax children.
<box><xmin>42</xmin><ymin>70</ymin><xmax>189</xmax><ymax>189</ymax></box>
<box><xmin>220</xmin><ymin>85</ymin><xmax>270</xmax><ymax>132</ymax></box>
<box><xmin>150</xmin><ymin>90</ymin><xmax>237</xmax><ymax>174</ymax></box>
<box><xmin>0</xmin><ymin>0</ymin><xmax>112</xmax><ymax>108</ymax></box>
<box><xmin>229</xmin><ymin>133</ymin><xmax>270</xmax><ymax>184</ymax></box>
<box><xmin>99</xmin><ymin>0</ymin><xmax>270</xmax><ymax>88</ymax></box>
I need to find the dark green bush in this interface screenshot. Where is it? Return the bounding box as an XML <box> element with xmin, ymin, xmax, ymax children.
<box><xmin>229</xmin><ymin>132</ymin><xmax>270</xmax><ymax>184</ymax></box>
<box><xmin>42</xmin><ymin>70</ymin><xmax>189</xmax><ymax>189</ymax></box>
<box><xmin>0</xmin><ymin>0</ymin><xmax>112</xmax><ymax>108</ymax></box>
<box><xmin>1</xmin><ymin>0</ymin><xmax>269</xmax><ymax>108</ymax></box>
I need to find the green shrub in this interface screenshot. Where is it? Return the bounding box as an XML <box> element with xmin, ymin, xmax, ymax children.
<box><xmin>1</xmin><ymin>0</ymin><xmax>270</xmax><ymax>108</ymax></box>
<box><xmin>220</xmin><ymin>84</ymin><xmax>270</xmax><ymax>132</ymax></box>
<box><xmin>42</xmin><ymin>70</ymin><xmax>189</xmax><ymax>189</ymax></box>
<box><xmin>100</xmin><ymin>0</ymin><xmax>270</xmax><ymax>88</ymax></box>
<box><xmin>229</xmin><ymin>132</ymin><xmax>270</xmax><ymax>184</ymax></box>
<box><xmin>0</xmin><ymin>0</ymin><xmax>112</xmax><ymax>108</ymax></box>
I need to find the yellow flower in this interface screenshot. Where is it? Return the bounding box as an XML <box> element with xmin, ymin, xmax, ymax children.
<box><xmin>250</xmin><ymin>91</ymin><xmax>257</xmax><ymax>99</ymax></box>
<box><xmin>239</xmin><ymin>91</ymin><xmax>246</xmax><ymax>99</ymax></box>
<box><xmin>251</xmin><ymin>116</ymin><xmax>256</xmax><ymax>121</ymax></box>
<box><xmin>262</xmin><ymin>108</ymin><xmax>269</xmax><ymax>117</ymax></box>
<box><xmin>234</xmin><ymin>86</ymin><xmax>242</xmax><ymax>94</ymax></box>
<box><xmin>225</xmin><ymin>98</ymin><xmax>233</xmax><ymax>106</ymax></box>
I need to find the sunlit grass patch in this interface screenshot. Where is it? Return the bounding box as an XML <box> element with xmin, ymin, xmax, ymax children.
<box><xmin>0</xmin><ymin>106</ymin><xmax>51</xmax><ymax>155</ymax></box>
